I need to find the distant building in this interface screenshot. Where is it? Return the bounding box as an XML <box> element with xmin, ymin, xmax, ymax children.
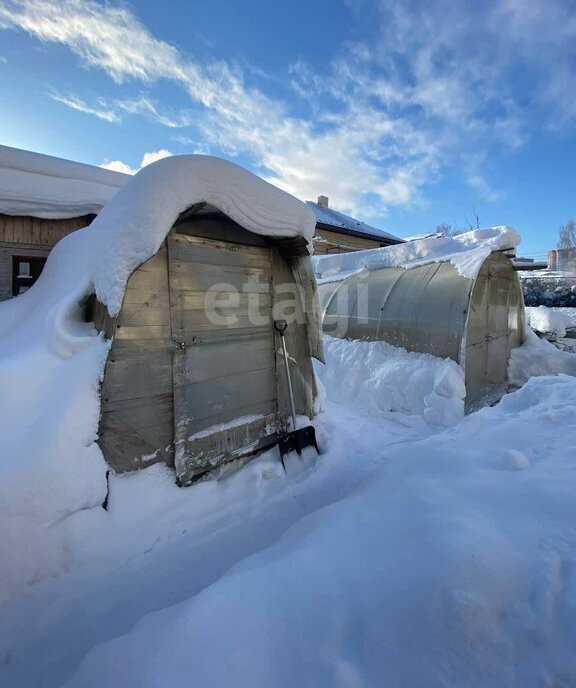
<box><xmin>548</xmin><ymin>247</ymin><xmax>576</xmax><ymax>272</ymax></box>
<box><xmin>307</xmin><ymin>196</ymin><xmax>403</xmax><ymax>255</ymax></box>
<box><xmin>511</xmin><ymin>256</ymin><xmax>548</xmax><ymax>271</ymax></box>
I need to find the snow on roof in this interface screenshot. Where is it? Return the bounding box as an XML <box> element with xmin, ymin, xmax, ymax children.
<box><xmin>0</xmin><ymin>156</ymin><xmax>316</xmax><ymax>590</ymax></box>
<box><xmin>91</xmin><ymin>156</ymin><xmax>315</xmax><ymax>314</ymax></box>
<box><xmin>0</xmin><ymin>144</ymin><xmax>128</xmax><ymax>218</ymax></box>
<box><xmin>403</xmin><ymin>231</ymin><xmax>443</xmax><ymax>241</ymax></box>
<box><xmin>314</xmin><ymin>226</ymin><xmax>521</xmax><ymax>282</ymax></box>
<box><xmin>0</xmin><ymin>154</ymin><xmax>316</xmax><ymax>332</ymax></box>
<box><xmin>306</xmin><ymin>201</ymin><xmax>402</xmax><ymax>243</ymax></box>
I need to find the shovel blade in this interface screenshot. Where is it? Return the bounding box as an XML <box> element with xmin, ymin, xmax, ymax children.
<box><xmin>278</xmin><ymin>426</ymin><xmax>319</xmax><ymax>467</ymax></box>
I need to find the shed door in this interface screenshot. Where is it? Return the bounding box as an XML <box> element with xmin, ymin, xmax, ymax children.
<box><xmin>168</xmin><ymin>232</ymin><xmax>278</xmax><ymax>483</ymax></box>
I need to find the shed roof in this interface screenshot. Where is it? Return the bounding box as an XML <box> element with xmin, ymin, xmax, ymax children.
<box><xmin>306</xmin><ymin>201</ymin><xmax>403</xmax><ymax>244</ymax></box>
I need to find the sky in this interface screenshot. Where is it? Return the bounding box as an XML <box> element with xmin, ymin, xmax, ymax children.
<box><xmin>0</xmin><ymin>0</ymin><xmax>575</xmax><ymax>258</ymax></box>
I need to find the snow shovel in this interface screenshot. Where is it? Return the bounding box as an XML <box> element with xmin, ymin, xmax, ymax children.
<box><xmin>274</xmin><ymin>320</ymin><xmax>319</xmax><ymax>468</ymax></box>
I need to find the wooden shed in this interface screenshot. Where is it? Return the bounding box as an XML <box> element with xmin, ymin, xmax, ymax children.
<box><xmin>88</xmin><ymin>171</ymin><xmax>323</xmax><ymax>485</ymax></box>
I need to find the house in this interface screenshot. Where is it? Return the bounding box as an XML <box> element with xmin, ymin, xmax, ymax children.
<box><xmin>0</xmin><ymin>144</ymin><xmax>125</xmax><ymax>300</ymax></box>
<box><xmin>548</xmin><ymin>247</ymin><xmax>576</xmax><ymax>272</ymax></box>
<box><xmin>307</xmin><ymin>195</ymin><xmax>403</xmax><ymax>255</ymax></box>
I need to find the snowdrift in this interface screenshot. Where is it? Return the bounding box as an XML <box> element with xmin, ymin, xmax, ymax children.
<box><xmin>316</xmin><ymin>336</ymin><xmax>465</xmax><ymax>427</ymax></box>
<box><xmin>509</xmin><ymin>326</ymin><xmax>576</xmax><ymax>385</ymax></box>
<box><xmin>65</xmin><ymin>375</ymin><xmax>576</xmax><ymax>688</ymax></box>
<box><xmin>526</xmin><ymin>305</ymin><xmax>576</xmax><ymax>339</ymax></box>
<box><xmin>0</xmin><ymin>155</ymin><xmax>316</xmax><ymax>602</ymax></box>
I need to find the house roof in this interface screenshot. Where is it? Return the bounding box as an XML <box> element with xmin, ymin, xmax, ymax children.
<box><xmin>306</xmin><ymin>201</ymin><xmax>403</xmax><ymax>244</ymax></box>
<box><xmin>0</xmin><ymin>145</ymin><xmax>128</xmax><ymax>219</ymax></box>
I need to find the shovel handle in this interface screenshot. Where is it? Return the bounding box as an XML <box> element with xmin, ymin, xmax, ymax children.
<box><xmin>274</xmin><ymin>320</ymin><xmax>298</xmax><ymax>431</ymax></box>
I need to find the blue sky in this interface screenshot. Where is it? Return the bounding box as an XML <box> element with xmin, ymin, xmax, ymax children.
<box><xmin>0</xmin><ymin>0</ymin><xmax>575</xmax><ymax>258</ymax></box>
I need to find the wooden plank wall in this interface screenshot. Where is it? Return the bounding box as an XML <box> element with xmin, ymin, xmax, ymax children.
<box><xmin>96</xmin><ymin>226</ymin><xmax>318</xmax><ymax>477</ymax></box>
<box><xmin>313</xmin><ymin>227</ymin><xmax>382</xmax><ymax>254</ymax></box>
<box><xmin>97</xmin><ymin>243</ymin><xmax>175</xmax><ymax>473</ymax></box>
<box><xmin>0</xmin><ymin>213</ymin><xmax>94</xmax><ymax>301</ymax></box>
<box><xmin>0</xmin><ymin>213</ymin><xmax>94</xmax><ymax>245</ymax></box>
<box><xmin>168</xmin><ymin>233</ymin><xmax>278</xmax><ymax>483</ymax></box>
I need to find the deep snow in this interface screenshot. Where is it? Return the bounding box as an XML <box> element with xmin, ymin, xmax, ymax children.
<box><xmin>1</xmin><ymin>372</ymin><xmax>575</xmax><ymax>687</ymax></box>
<box><xmin>509</xmin><ymin>319</ymin><xmax>576</xmax><ymax>386</ymax></box>
<box><xmin>65</xmin><ymin>376</ymin><xmax>576</xmax><ymax>688</ymax></box>
<box><xmin>526</xmin><ymin>306</ymin><xmax>576</xmax><ymax>338</ymax></box>
<box><xmin>527</xmin><ymin>306</ymin><xmax>567</xmax><ymax>338</ymax></box>
<box><xmin>318</xmin><ymin>336</ymin><xmax>465</xmax><ymax>427</ymax></box>
<box><xmin>1</xmin><ymin>330</ymin><xmax>576</xmax><ymax>687</ymax></box>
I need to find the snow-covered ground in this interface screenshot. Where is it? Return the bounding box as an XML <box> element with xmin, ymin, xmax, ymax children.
<box><xmin>1</xmin><ymin>155</ymin><xmax>576</xmax><ymax>685</ymax></box>
<box><xmin>526</xmin><ymin>306</ymin><xmax>576</xmax><ymax>339</ymax></box>
<box><xmin>1</xmin><ymin>335</ymin><xmax>576</xmax><ymax>687</ymax></box>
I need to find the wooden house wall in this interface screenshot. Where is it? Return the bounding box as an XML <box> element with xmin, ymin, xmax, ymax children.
<box><xmin>313</xmin><ymin>227</ymin><xmax>384</xmax><ymax>255</ymax></box>
<box><xmin>0</xmin><ymin>213</ymin><xmax>94</xmax><ymax>301</ymax></box>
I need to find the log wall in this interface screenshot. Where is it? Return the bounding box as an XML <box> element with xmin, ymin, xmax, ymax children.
<box><xmin>0</xmin><ymin>213</ymin><xmax>94</xmax><ymax>300</ymax></box>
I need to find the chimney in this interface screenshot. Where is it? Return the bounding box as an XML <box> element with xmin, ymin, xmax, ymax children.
<box><xmin>317</xmin><ymin>195</ymin><xmax>329</xmax><ymax>208</ymax></box>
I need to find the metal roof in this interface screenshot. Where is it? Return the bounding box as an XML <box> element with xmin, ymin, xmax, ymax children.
<box><xmin>306</xmin><ymin>201</ymin><xmax>403</xmax><ymax>244</ymax></box>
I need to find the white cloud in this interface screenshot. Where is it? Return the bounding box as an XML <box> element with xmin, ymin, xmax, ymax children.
<box><xmin>101</xmin><ymin>150</ymin><xmax>173</xmax><ymax>175</ymax></box>
<box><xmin>115</xmin><ymin>96</ymin><xmax>195</xmax><ymax>128</ymax></box>
<box><xmin>100</xmin><ymin>159</ymin><xmax>136</xmax><ymax>175</ymax></box>
<box><xmin>466</xmin><ymin>174</ymin><xmax>504</xmax><ymax>204</ymax></box>
<box><xmin>0</xmin><ymin>0</ymin><xmax>440</xmax><ymax>213</ymax></box>
<box><xmin>2</xmin><ymin>0</ymin><xmax>575</xmax><ymax>215</ymax></box>
<box><xmin>50</xmin><ymin>93</ymin><xmax>121</xmax><ymax>123</ymax></box>
<box><xmin>51</xmin><ymin>92</ymin><xmax>196</xmax><ymax>128</ymax></box>
<box><xmin>140</xmin><ymin>149</ymin><xmax>172</xmax><ymax>167</ymax></box>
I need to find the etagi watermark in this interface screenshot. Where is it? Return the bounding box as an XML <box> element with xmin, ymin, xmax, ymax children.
<box><xmin>203</xmin><ymin>274</ymin><xmax>307</xmax><ymax>327</ymax></box>
<box><xmin>203</xmin><ymin>274</ymin><xmax>370</xmax><ymax>337</ymax></box>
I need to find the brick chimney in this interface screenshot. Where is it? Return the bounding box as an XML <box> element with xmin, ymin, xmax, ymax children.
<box><xmin>317</xmin><ymin>195</ymin><xmax>329</xmax><ymax>208</ymax></box>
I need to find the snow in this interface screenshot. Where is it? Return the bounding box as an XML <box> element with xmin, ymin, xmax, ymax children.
<box><xmin>526</xmin><ymin>306</ymin><xmax>569</xmax><ymax>337</ymax></box>
<box><xmin>0</xmin><ymin>155</ymin><xmax>316</xmax><ymax>602</ymax></box>
<box><xmin>313</xmin><ymin>226</ymin><xmax>520</xmax><ymax>281</ymax></box>
<box><xmin>0</xmin><ymin>144</ymin><xmax>127</xmax><ymax>218</ymax></box>
<box><xmin>1</xmin><ymin>312</ymin><xmax>576</xmax><ymax>684</ymax></box>
<box><xmin>2</xmin><ymin>161</ymin><xmax>576</xmax><ymax>685</ymax></box>
<box><xmin>3</xmin><ymin>374</ymin><xmax>568</xmax><ymax>688</ymax></box>
<box><xmin>509</xmin><ymin>324</ymin><xmax>576</xmax><ymax>385</ymax></box>
<box><xmin>91</xmin><ymin>155</ymin><xmax>315</xmax><ymax>315</ymax></box>
<box><xmin>552</xmin><ymin>307</ymin><xmax>576</xmax><ymax>330</ymax></box>
<box><xmin>316</xmin><ymin>336</ymin><xmax>465</xmax><ymax>428</ymax></box>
